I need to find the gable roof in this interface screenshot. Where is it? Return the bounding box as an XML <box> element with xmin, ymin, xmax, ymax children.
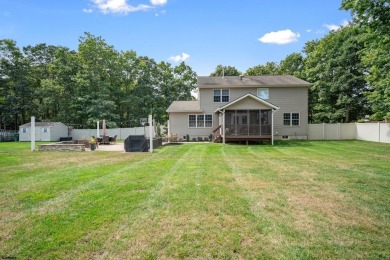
<box><xmin>198</xmin><ymin>75</ymin><xmax>311</xmax><ymax>88</ymax></box>
<box><xmin>216</xmin><ymin>93</ymin><xmax>279</xmax><ymax>112</ymax></box>
<box><xmin>166</xmin><ymin>100</ymin><xmax>203</xmax><ymax>113</ymax></box>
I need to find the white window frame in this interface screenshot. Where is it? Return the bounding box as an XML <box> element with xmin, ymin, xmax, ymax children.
<box><xmin>283</xmin><ymin>112</ymin><xmax>300</xmax><ymax>126</ymax></box>
<box><xmin>213</xmin><ymin>89</ymin><xmax>229</xmax><ymax>103</ymax></box>
<box><xmin>188</xmin><ymin>114</ymin><xmax>213</xmax><ymax>128</ymax></box>
<box><xmin>42</xmin><ymin>127</ymin><xmax>48</xmax><ymax>133</ymax></box>
<box><xmin>257</xmin><ymin>88</ymin><xmax>269</xmax><ymax>99</ymax></box>
<box><xmin>188</xmin><ymin>115</ymin><xmax>196</xmax><ymax>128</ymax></box>
<box><xmin>22</xmin><ymin>128</ymin><xmax>28</xmax><ymax>133</ymax></box>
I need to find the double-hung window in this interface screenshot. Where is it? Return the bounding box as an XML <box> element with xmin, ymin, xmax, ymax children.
<box><xmin>283</xmin><ymin>113</ymin><xmax>300</xmax><ymax>126</ymax></box>
<box><xmin>189</xmin><ymin>114</ymin><xmax>213</xmax><ymax>128</ymax></box>
<box><xmin>189</xmin><ymin>115</ymin><xmax>196</xmax><ymax>127</ymax></box>
<box><xmin>214</xmin><ymin>89</ymin><xmax>229</xmax><ymax>102</ymax></box>
<box><xmin>197</xmin><ymin>115</ymin><xmax>205</xmax><ymax>127</ymax></box>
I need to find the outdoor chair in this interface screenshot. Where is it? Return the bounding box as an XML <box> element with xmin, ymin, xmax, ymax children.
<box><xmin>109</xmin><ymin>135</ymin><xmax>117</xmax><ymax>144</ymax></box>
<box><xmin>101</xmin><ymin>135</ymin><xmax>109</xmax><ymax>145</ymax></box>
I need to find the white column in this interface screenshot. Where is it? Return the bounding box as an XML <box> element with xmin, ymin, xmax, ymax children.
<box><xmin>97</xmin><ymin>120</ymin><xmax>99</xmax><ymax>137</ymax></box>
<box><xmin>222</xmin><ymin>110</ymin><xmax>226</xmax><ymax>144</ymax></box>
<box><xmin>31</xmin><ymin>116</ymin><xmax>35</xmax><ymax>151</ymax></box>
<box><xmin>149</xmin><ymin>114</ymin><xmax>153</xmax><ymax>153</ymax></box>
<box><xmin>167</xmin><ymin>119</ymin><xmax>171</xmax><ymax>143</ymax></box>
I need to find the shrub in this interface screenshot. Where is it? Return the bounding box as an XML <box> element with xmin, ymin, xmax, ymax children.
<box><xmin>204</xmin><ymin>137</ymin><xmax>209</xmax><ymax>141</ymax></box>
<box><xmin>186</xmin><ymin>134</ymin><xmax>190</xmax><ymax>142</ymax></box>
<box><xmin>197</xmin><ymin>136</ymin><xmax>203</xmax><ymax>141</ymax></box>
<box><xmin>192</xmin><ymin>137</ymin><xmax>197</xmax><ymax>142</ymax></box>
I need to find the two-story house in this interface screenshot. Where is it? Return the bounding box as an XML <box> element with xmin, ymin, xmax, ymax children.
<box><xmin>166</xmin><ymin>75</ymin><xmax>312</xmax><ymax>144</ymax></box>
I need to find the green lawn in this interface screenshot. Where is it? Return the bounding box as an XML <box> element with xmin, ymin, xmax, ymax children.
<box><xmin>0</xmin><ymin>141</ymin><xmax>389</xmax><ymax>259</ymax></box>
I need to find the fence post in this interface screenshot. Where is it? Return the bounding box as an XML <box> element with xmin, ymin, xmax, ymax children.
<box><xmin>378</xmin><ymin>122</ymin><xmax>381</xmax><ymax>143</ymax></box>
<box><xmin>338</xmin><ymin>123</ymin><xmax>341</xmax><ymax>140</ymax></box>
<box><xmin>31</xmin><ymin>116</ymin><xmax>35</xmax><ymax>151</ymax></box>
<box><xmin>322</xmin><ymin>123</ymin><xmax>325</xmax><ymax>140</ymax></box>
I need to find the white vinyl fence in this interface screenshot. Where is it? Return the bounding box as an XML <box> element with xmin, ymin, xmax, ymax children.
<box><xmin>308</xmin><ymin>123</ymin><xmax>390</xmax><ymax>143</ymax></box>
<box><xmin>71</xmin><ymin>126</ymin><xmax>152</xmax><ymax>140</ymax></box>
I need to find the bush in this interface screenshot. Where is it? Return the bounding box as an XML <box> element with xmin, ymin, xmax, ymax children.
<box><xmin>204</xmin><ymin>137</ymin><xmax>209</xmax><ymax>141</ymax></box>
<box><xmin>169</xmin><ymin>134</ymin><xmax>178</xmax><ymax>142</ymax></box>
<box><xmin>197</xmin><ymin>136</ymin><xmax>203</xmax><ymax>141</ymax></box>
<box><xmin>192</xmin><ymin>137</ymin><xmax>197</xmax><ymax>142</ymax></box>
<box><xmin>186</xmin><ymin>134</ymin><xmax>190</xmax><ymax>142</ymax></box>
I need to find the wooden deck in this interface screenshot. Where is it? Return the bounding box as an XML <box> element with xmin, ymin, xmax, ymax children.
<box><xmin>225</xmin><ymin>135</ymin><xmax>272</xmax><ymax>144</ymax></box>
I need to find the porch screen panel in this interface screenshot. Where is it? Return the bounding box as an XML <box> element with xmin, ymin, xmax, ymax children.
<box><xmin>261</xmin><ymin>110</ymin><xmax>272</xmax><ymax>135</ymax></box>
<box><xmin>250</xmin><ymin>110</ymin><xmax>260</xmax><ymax>135</ymax></box>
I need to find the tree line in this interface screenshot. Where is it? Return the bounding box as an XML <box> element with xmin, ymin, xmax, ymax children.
<box><xmin>0</xmin><ymin>33</ymin><xmax>196</xmax><ymax>130</ymax></box>
<box><xmin>1</xmin><ymin>0</ymin><xmax>388</xmax><ymax>129</ymax></box>
<box><xmin>210</xmin><ymin>0</ymin><xmax>389</xmax><ymax>123</ymax></box>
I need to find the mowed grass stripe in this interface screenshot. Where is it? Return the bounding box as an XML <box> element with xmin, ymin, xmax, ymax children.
<box><xmin>1</xmin><ymin>144</ymin><xmax>191</xmax><ymax>259</ymax></box>
<box><xmin>0</xmin><ymin>141</ymin><xmax>389</xmax><ymax>259</ymax></box>
<box><xmin>221</xmin><ymin>144</ymin><xmax>389</xmax><ymax>258</ymax></box>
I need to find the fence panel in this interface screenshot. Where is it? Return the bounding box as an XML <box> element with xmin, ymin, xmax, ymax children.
<box><xmin>309</xmin><ymin>122</ymin><xmax>389</xmax><ymax>143</ymax></box>
<box><xmin>0</xmin><ymin>130</ymin><xmax>17</xmax><ymax>142</ymax></box>
<box><xmin>71</xmin><ymin>126</ymin><xmax>151</xmax><ymax>140</ymax></box>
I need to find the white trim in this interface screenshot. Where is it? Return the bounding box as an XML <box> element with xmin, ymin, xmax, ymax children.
<box><xmin>213</xmin><ymin>89</ymin><xmax>230</xmax><ymax>103</ymax></box>
<box><xmin>283</xmin><ymin>112</ymin><xmax>300</xmax><ymax>126</ymax></box>
<box><xmin>188</xmin><ymin>114</ymin><xmax>213</xmax><ymax>128</ymax></box>
<box><xmin>272</xmin><ymin>110</ymin><xmax>275</xmax><ymax>145</ymax></box>
<box><xmin>216</xmin><ymin>93</ymin><xmax>279</xmax><ymax>112</ymax></box>
<box><xmin>222</xmin><ymin>110</ymin><xmax>226</xmax><ymax>144</ymax></box>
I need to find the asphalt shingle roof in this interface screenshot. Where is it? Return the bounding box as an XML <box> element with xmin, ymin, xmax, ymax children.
<box><xmin>197</xmin><ymin>75</ymin><xmax>311</xmax><ymax>87</ymax></box>
<box><xmin>166</xmin><ymin>101</ymin><xmax>202</xmax><ymax>113</ymax></box>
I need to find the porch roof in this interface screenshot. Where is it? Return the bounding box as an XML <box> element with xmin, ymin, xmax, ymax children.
<box><xmin>215</xmin><ymin>93</ymin><xmax>279</xmax><ymax>112</ymax></box>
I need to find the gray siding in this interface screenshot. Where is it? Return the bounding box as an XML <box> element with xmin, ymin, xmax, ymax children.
<box><xmin>169</xmin><ymin>112</ymin><xmax>214</xmax><ymax>140</ymax></box>
<box><xmin>50</xmin><ymin>123</ymin><xmax>69</xmax><ymax>141</ymax></box>
<box><xmin>199</xmin><ymin>87</ymin><xmax>308</xmax><ymax>138</ymax></box>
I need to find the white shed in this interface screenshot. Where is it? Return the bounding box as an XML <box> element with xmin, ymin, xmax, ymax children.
<box><xmin>19</xmin><ymin>122</ymin><xmax>69</xmax><ymax>142</ymax></box>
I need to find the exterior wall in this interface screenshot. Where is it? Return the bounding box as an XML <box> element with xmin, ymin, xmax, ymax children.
<box><xmin>50</xmin><ymin>124</ymin><xmax>68</xmax><ymax>141</ymax></box>
<box><xmin>199</xmin><ymin>86</ymin><xmax>309</xmax><ymax>139</ymax></box>
<box><xmin>168</xmin><ymin>112</ymin><xmax>214</xmax><ymax>140</ymax></box>
<box><xmin>19</xmin><ymin>124</ymin><xmax>68</xmax><ymax>141</ymax></box>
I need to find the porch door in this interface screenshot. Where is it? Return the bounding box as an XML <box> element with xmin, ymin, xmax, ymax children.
<box><xmin>234</xmin><ymin>110</ymin><xmax>248</xmax><ymax>135</ymax></box>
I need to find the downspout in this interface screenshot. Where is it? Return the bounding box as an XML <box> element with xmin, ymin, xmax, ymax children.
<box><xmin>271</xmin><ymin>110</ymin><xmax>275</xmax><ymax>145</ymax></box>
<box><xmin>222</xmin><ymin>110</ymin><xmax>226</xmax><ymax>144</ymax></box>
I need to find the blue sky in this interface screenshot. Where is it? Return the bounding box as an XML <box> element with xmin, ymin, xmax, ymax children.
<box><xmin>0</xmin><ymin>0</ymin><xmax>351</xmax><ymax>76</ymax></box>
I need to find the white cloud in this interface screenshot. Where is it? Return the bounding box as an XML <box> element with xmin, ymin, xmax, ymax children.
<box><xmin>306</xmin><ymin>29</ymin><xmax>312</xmax><ymax>33</ymax></box>
<box><xmin>151</xmin><ymin>0</ymin><xmax>167</xmax><ymax>6</ymax></box>
<box><xmin>168</xmin><ymin>52</ymin><xmax>190</xmax><ymax>62</ymax></box>
<box><xmin>323</xmin><ymin>19</ymin><xmax>350</xmax><ymax>31</ymax></box>
<box><xmin>83</xmin><ymin>8</ymin><xmax>93</xmax><ymax>13</ymax></box>
<box><xmin>258</xmin><ymin>29</ymin><xmax>300</xmax><ymax>45</ymax></box>
<box><xmin>91</xmin><ymin>0</ymin><xmax>151</xmax><ymax>14</ymax></box>
<box><xmin>323</xmin><ymin>23</ymin><xmax>340</xmax><ymax>31</ymax></box>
